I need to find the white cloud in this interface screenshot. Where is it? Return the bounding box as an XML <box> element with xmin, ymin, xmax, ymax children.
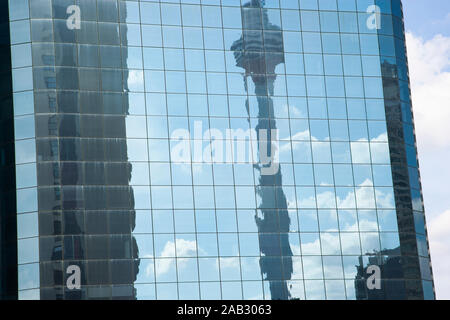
<box><xmin>406</xmin><ymin>32</ymin><xmax>450</xmax><ymax>300</ymax></box>
<box><xmin>126</xmin><ymin>70</ymin><xmax>144</xmax><ymax>91</ymax></box>
<box><xmin>428</xmin><ymin>210</ymin><xmax>450</xmax><ymax>299</ymax></box>
<box><xmin>219</xmin><ymin>257</ymin><xmax>240</xmax><ymax>269</ymax></box>
<box><xmin>406</xmin><ymin>32</ymin><xmax>450</xmax><ymax>149</ymax></box>
<box><xmin>155</xmin><ymin>239</ymin><xmax>199</xmax><ymax>277</ymax></box>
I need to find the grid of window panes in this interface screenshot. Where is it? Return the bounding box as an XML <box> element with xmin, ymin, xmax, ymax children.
<box><xmin>7</xmin><ymin>0</ymin><xmax>433</xmax><ymax>300</ymax></box>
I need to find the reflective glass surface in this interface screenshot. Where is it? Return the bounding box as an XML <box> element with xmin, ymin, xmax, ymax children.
<box><xmin>7</xmin><ymin>0</ymin><xmax>434</xmax><ymax>300</ymax></box>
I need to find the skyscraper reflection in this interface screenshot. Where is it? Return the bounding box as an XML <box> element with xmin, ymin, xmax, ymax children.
<box><xmin>232</xmin><ymin>0</ymin><xmax>293</xmax><ymax>300</ymax></box>
<box><xmin>37</xmin><ymin>2</ymin><xmax>139</xmax><ymax>300</ymax></box>
<box><xmin>355</xmin><ymin>247</ymin><xmax>405</xmax><ymax>300</ymax></box>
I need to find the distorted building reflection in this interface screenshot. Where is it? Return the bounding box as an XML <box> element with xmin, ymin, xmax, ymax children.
<box><xmin>355</xmin><ymin>247</ymin><xmax>406</xmax><ymax>300</ymax></box>
<box><xmin>232</xmin><ymin>0</ymin><xmax>293</xmax><ymax>300</ymax></box>
<box><xmin>36</xmin><ymin>2</ymin><xmax>139</xmax><ymax>300</ymax></box>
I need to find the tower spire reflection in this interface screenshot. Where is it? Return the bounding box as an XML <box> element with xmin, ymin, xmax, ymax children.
<box><xmin>231</xmin><ymin>0</ymin><xmax>293</xmax><ymax>300</ymax></box>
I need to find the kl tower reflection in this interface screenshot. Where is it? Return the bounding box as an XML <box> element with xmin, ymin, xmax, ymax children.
<box><xmin>231</xmin><ymin>0</ymin><xmax>293</xmax><ymax>300</ymax></box>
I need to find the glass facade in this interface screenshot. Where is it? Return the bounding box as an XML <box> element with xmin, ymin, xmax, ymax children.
<box><xmin>3</xmin><ymin>0</ymin><xmax>434</xmax><ymax>300</ymax></box>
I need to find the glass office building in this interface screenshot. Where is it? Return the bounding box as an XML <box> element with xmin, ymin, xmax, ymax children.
<box><xmin>1</xmin><ymin>0</ymin><xmax>434</xmax><ymax>300</ymax></box>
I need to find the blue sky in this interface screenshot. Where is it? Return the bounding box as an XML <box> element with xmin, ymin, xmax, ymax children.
<box><xmin>404</xmin><ymin>0</ymin><xmax>450</xmax><ymax>39</ymax></box>
<box><xmin>402</xmin><ymin>0</ymin><xmax>450</xmax><ymax>300</ymax></box>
